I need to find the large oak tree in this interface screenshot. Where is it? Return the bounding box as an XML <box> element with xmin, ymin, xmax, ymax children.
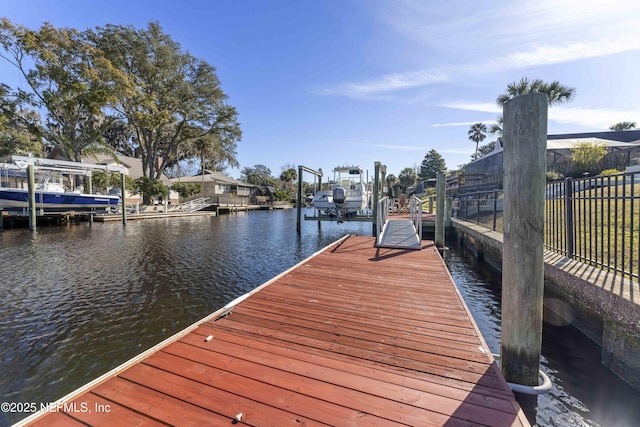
<box><xmin>89</xmin><ymin>22</ymin><xmax>241</xmax><ymax>180</ymax></box>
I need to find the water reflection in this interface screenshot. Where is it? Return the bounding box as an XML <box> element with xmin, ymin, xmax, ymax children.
<box><xmin>443</xmin><ymin>242</ymin><xmax>640</xmax><ymax>427</ymax></box>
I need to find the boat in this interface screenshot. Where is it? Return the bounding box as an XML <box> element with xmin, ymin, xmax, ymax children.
<box><xmin>314</xmin><ymin>165</ymin><xmax>369</xmax><ymax>222</ymax></box>
<box><xmin>0</xmin><ymin>165</ymin><xmax>120</xmax><ymax>213</ymax></box>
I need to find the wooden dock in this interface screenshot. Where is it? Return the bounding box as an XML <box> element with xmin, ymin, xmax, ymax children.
<box><xmin>19</xmin><ymin>235</ymin><xmax>529</xmax><ymax>427</ymax></box>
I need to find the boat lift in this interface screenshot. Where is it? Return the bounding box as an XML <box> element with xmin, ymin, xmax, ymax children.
<box><xmin>1</xmin><ymin>155</ymin><xmax>127</xmax><ymax>230</ymax></box>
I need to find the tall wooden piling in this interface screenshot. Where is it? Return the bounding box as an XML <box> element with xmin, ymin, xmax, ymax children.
<box><xmin>500</xmin><ymin>93</ymin><xmax>548</xmax><ymax>386</ymax></box>
<box><xmin>371</xmin><ymin>162</ymin><xmax>385</xmax><ymax>237</ymax></box>
<box><xmin>434</xmin><ymin>172</ymin><xmax>445</xmax><ymax>248</ymax></box>
<box><xmin>445</xmin><ymin>196</ymin><xmax>452</xmax><ymax>228</ymax></box>
<box><xmin>27</xmin><ymin>164</ymin><xmax>36</xmax><ymax>231</ymax></box>
<box><xmin>296</xmin><ymin>165</ymin><xmax>304</xmax><ymax>233</ymax></box>
<box><xmin>120</xmin><ymin>172</ymin><xmax>127</xmax><ymax>226</ymax></box>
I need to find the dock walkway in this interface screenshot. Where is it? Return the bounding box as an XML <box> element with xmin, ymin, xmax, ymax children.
<box><xmin>20</xmin><ymin>235</ymin><xmax>528</xmax><ymax>427</ymax></box>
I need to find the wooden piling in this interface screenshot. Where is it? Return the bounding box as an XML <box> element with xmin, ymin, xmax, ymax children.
<box><xmin>434</xmin><ymin>172</ymin><xmax>445</xmax><ymax>248</ymax></box>
<box><xmin>445</xmin><ymin>196</ymin><xmax>452</xmax><ymax>228</ymax></box>
<box><xmin>27</xmin><ymin>164</ymin><xmax>36</xmax><ymax>231</ymax></box>
<box><xmin>296</xmin><ymin>166</ymin><xmax>304</xmax><ymax>233</ymax></box>
<box><xmin>500</xmin><ymin>93</ymin><xmax>548</xmax><ymax>386</ymax></box>
<box><xmin>120</xmin><ymin>172</ymin><xmax>127</xmax><ymax>226</ymax></box>
<box><xmin>371</xmin><ymin>162</ymin><xmax>385</xmax><ymax>237</ymax></box>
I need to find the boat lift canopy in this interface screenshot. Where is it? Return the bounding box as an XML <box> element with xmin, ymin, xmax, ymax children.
<box><xmin>6</xmin><ymin>155</ymin><xmax>126</xmax><ymax>174</ymax></box>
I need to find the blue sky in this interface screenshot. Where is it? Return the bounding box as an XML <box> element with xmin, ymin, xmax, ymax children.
<box><xmin>2</xmin><ymin>0</ymin><xmax>640</xmax><ymax>180</ymax></box>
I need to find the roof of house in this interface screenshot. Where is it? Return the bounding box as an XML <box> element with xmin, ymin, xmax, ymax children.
<box><xmin>548</xmin><ymin>130</ymin><xmax>640</xmax><ymax>143</ymax></box>
<box><xmin>169</xmin><ymin>170</ymin><xmax>253</xmax><ymax>187</ymax></box>
<box><xmin>546</xmin><ymin>130</ymin><xmax>640</xmax><ymax>151</ymax></box>
<box><xmin>84</xmin><ymin>153</ymin><xmax>175</xmax><ymax>185</ymax></box>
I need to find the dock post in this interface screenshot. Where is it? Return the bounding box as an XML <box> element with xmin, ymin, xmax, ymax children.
<box><xmin>120</xmin><ymin>172</ymin><xmax>127</xmax><ymax>226</ymax></box>
<box><xmin>445</xmin><ymin>196</ymin><xmax>452</xmax><ymax>228</ymax></box>
<box><xmin>428</xmin><ymin>197</ymin><xmax>434</xmax><ymax>214</ymax></box>
<box><xmin>27</xmin><ymin>164</ymin><xmax>36</xmax><ymax>231</ymax></box>
<box><xmin>500</xmin><ymin>92</ymin><xmax>548</xmax><ymax>387</ymax></box>
<box><xmin>297</xmin><ymin>165</ymin><xmax>303</xmax><ymax>233</ymax></box>
<box><xmin>0</xmin><ymin>209</ymin><xmax>3</xmax><ymax>231</ymax></box>
<box><xmin>434</xmin><ymin>172</ymin><xmax>445</xmax><ymax>248</ymax></box>
<box><xmin>371</xmin><ymin>162</ymin><xmax>382</xmax><ymax>237</ymax></box>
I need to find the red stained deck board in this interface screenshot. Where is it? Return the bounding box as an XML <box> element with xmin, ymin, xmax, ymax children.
<box><xmin>22</xmin><ymin>235</ymin><xmax>529</xmax><ymax>427</ymax></box>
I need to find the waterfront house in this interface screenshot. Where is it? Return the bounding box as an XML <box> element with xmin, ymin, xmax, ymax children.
<box><xmin>169</xmin><ymin>170</ymin><xmax>253</xmax><ymax>205</ymax></box>
<box><xmin>83</xmin><ymin>153</ymin><xmax>179</xmax><ymax>205</ymax></box>
<box><xmin>455</xmin><ymin>130</ymin><xmax>640</xmax><ymax>195</ymax></box>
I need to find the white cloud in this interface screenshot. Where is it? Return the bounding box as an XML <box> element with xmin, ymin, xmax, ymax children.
<box><xmin>440</xmin><ymin>102</ymin><xmax>501</xmax><ymax>114</ymax></box>
<box><xmin>550</xmin><ymin>107</ymin><xmax>640</xmax><ymax>129</ymax></box>
<box><xmin>432</xmin><ymin>121</ymin><xmax>488</xmax><ymax>128</ymax></box>
<box><xmin>317</xmin><ymin>69</ymin><xmax>449</xmax><ymax>98</ymax></box>
<box><xmin>316</xmin><ymin>3</ymin><xmax>640</xmax><ymax>99</ymax></box>
<box><xmin>439</xmin><ymin>102</ymin><xmax>640</xmax><ymax>130</ymax></box>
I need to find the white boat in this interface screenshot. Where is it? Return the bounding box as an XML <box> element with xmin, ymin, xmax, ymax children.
<box><xmin>314</xmin><ymin>166</ymin><xmax>369</xmax><ymax>222</ymax></box>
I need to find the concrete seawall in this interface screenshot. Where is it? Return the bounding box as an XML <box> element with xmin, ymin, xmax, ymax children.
<box><xmin>450</xmin><ymin>219</ymin><xmax>640</xmax><ymax>390</ymax></box>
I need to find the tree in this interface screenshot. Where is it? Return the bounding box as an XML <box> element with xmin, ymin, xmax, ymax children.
<box><xmin>570</xmin><ymin>142</ymin><xmax>608</xmax><ymax>177</ymax></box>
<box><xmin>92</xmin><ymin>170</ymin><xmax>134</xmax><ymax>193</ymax></box>
<box><xmin>398</xmin><ymin>167</ymin><xmax>417</xmax><ymax>192</ymax></box>
<box><xmin>89</xmin><ymin>22</ymin><xmax>241</xmax><ymax>180</ymax></box>
<box><xmin>419</xmin><ymin>149</ymin><xmax>446</xmax><ymax>179</ymax></box>
<box><xmin>609</xmin><ymin>122</ymin><xmax>637</xmax><ymax>131</ymax></box>
<box><xmin>279</xmin><ymin>166</ymin><xmax>297</xmax><ymax>190</ymax></box>
<box><xmin>0</xmin><ymin>19</ymin><xmax>125</xmax><ymax>162</ymax></box>
<box><xmin>497</xmin><ymin>78</ymin><xmax>575</xmax><ymax>106</ymax></box>
<box><xmin>385</xmin><ymin>174</ymin><xmax>397</xmax><ymax>197</ymax></box>
<box><xmin>133</xmin><ymin>177</ymin><xmax>168</xmax><ymax>201</ymax></box>
<box><xmin>492</xmin><ymin>78</ymin><xmax>576</xmax><ymax>137</ymax></box>
<box><xmin>241</xmin><ymin>164</ymin><xmax>273</xmax><ymax>186</ymax></box>
<box><xmin>0</xmin><ymin>84</ymin><xmax>44</xmax><ymax>156</ymax></box>
<box><xmin>171</xmin><ymin>182</ymin><xmax>203</xmax><ymax>199</ymax></box>
<box><xmin>467</xmin><ymin>123</ymin><xmax>486</xmax><ymax>161</ymax></box>
<box><xmin>475</xmin><ymin>140</ymin><xmax>497</xmax><ymax>160</ymax></box>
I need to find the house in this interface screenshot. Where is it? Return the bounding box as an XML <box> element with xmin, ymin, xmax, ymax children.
<box><xmin>455</xmin><ymin>130</ymin><xmax>640</xmax><ymax>195</ymax></box>
<box><xmin>83</xmin><ymin>153</ymin><xmax>179</xmax><ymax>205</ymax></box>
<box><xmin>251</xmin><ymin>185</ymin><xmax>276</xmax><ymax>204</ymax></box>
<box><xmin>169</xmin><ymin>170</ymin><xmax>253</xmax><ymax>205</ymax></box>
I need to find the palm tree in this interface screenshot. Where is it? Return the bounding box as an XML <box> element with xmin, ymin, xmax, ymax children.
<box><xmin>398</xmin><ymin>167</ymin><xmax>417</xmax><ymax>192</ymax></box>
<box><xmin>492</xmin><ymin>78</ymin><xmax>576</xmax><ymax>138</ymax></box>
<box><xmin>385</xmin><ymin>174</ymin><xmax>397</xmax><ymax>197</ymax></box>
<box><xmin>496</xmin><ymin>78</ymin><xmax>575</xmax><ymax>106</ymax></box>
<box><xmin>279</xmin><ymin>167</ymin><xmax>297</xmax><ymax>191</ymax></box>
<box><xmin>468</xmin><ymin>123</ymin><xmax>487</xmax><ymax>161</ymax></box>
<box><xmin>609</xmin><ymin>122</ymin><xmax>637</xmax><ymax>131</ymax></box>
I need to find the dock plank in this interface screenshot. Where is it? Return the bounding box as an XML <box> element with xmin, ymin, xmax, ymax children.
<box><xmin>20</xmin><ymin>235</ymin><xmax>529</xmax><ymax>427</ymax></box>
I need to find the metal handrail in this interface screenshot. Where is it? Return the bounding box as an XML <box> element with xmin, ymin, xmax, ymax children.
<box><xmin>410</xmin><ymin>195</ymin><xmax>422</xmax><ymax>239</ymax></box>
<box><xmin>376</xmin><ymin>196</ymin><xmax>390</xmax><ymax>243</ymax></box>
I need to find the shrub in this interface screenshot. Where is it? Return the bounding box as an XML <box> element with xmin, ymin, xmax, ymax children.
<box><xmin>171</xmin><ymin>182</ymin><xmax>203</xmax><ymax>199</ymax></box>
<box><xmin>546</xmin><ymin>171</ymin><xmax>564</xmax><ymax>181</ymax></box>
<box><xmin>599</xmin><ymin>168</ymin><xmax>622</xmax><ymax>176</ymax></box>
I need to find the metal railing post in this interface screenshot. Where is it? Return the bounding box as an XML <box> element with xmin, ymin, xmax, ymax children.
<box><xmin>493</xmin><ymin>189</ymin><xmax>498</xmax><ymax>231</ymax></box>
<box><xmin>564</xmin><ymin>177</ymin><xmax>574</xmax><ymax>257</ymax></box>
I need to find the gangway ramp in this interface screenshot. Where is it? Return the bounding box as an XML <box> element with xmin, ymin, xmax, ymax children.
<box><xmin>376</xmin><ymin>195</ymin><xmax>423</xmax><ymax>250</ymax></box>
<box><xmin>378</xmin><ymin>218</ymin><xmax>422</xmax><ymax>249</ymax></box>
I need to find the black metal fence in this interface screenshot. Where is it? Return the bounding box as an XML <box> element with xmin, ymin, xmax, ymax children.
<box><xmin>455</xmin><ymin>171</ymin><xmax>640</xmax><ymax>281</ymax></box>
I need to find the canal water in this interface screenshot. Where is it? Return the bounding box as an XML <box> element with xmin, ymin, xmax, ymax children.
<box><xmin>0</xmin><ymin>209</ymin><xmax>638</xmax><ymax>426</ymax></box>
